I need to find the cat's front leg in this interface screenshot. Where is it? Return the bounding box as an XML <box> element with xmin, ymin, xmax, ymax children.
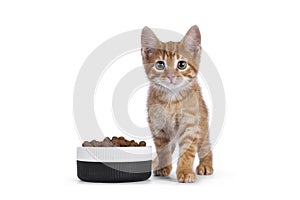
<box><xmin>152</xmin><ymin>132</ymin><xmax>172</xmax><ymax>176</ymax></box>
<box><xmin>176</xmin><ymin>131</ymin><xmax>198</xmax><ymax>183</ymax></box>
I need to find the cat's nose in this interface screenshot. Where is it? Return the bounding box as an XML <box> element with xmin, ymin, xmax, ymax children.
<box><xmin>167</xmin><ymin>74</ymin><xmax>174</xmax><ymax>82</ymax></box>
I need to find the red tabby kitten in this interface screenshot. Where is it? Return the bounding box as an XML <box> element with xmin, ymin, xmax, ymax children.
<box><xmin>141</xmin><ymin>25</ymin><xmax>213</xmax><ymax>183</ymax></box>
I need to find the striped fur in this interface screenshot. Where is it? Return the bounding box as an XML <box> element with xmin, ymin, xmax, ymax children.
<box><xmin>141</xmin><ymin>25</ymin><xmax>213</xmax><ymax>183</ymax></box>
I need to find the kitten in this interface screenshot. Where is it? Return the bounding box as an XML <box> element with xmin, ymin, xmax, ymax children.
<box><xmin>141</xmin><ymin>25</ymin><xmax>213</xmax><ymax>183</ymax></box>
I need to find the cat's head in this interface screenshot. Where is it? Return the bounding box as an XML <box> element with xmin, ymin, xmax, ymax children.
<box><xmin>141</xmin><ymin>25</ymin><xmax>201</xmax><ymax>92</ymax></box>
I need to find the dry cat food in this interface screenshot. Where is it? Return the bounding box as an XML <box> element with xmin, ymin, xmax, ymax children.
<box><xmin>82</xmin><ymin>136</ymin><xmax>147</xmax><ymax>147</ymax></box>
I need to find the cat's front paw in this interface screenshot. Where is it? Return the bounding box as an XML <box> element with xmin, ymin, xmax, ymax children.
<box><xmin>176</xmin><ymin>169</ymin><xmax>196</xmax><ymax>183</ymax></box>
<box><xmin>153</xmin><ymin>165</ymin><xmax>172</xmax><ymax>176</ymax></box>
<box><xmin>196</xmin><ymin>164</ymin><xmax>213</xmax><ymax>175</ymax></box>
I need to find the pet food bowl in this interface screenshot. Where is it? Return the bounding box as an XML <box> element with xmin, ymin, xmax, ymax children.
<box><xmin>77</xmin><ymin>146</ymin><xmax>152</xmax><ymax>182</ymax></box>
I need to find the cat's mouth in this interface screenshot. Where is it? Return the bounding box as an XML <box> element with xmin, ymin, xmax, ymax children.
<box><xmin>165</xmin><ymin>79</ymin><xmax>183</xmax><ymax>87</ymax></box>
<box><xmin>152</xmin><ymin>77</ymin><xmax>188</xmax><ymax>91</ymax></box>
<box><xmin>158</xmin><ymin>81</ymin><xmax>185</xmax><ymax>90</ymax></box>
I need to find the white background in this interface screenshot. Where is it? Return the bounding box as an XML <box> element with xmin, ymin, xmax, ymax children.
<box><xmin>1</xmin><ymin>0</ymin><xmax>299</xmax><ymax>199</ymax></box>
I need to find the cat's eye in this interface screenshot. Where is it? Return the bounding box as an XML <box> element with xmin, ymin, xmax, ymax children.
<box><xmin>177</xmin><ymin>61</ymin><xmax>187</xmax><ymax>70</ymax></box>
<box><xmin>155</xmin><ymin>61</ymin><xmax>165</xmax><ymax>70</ymax></box>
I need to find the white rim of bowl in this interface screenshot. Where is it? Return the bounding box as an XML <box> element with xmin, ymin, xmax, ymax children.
<box><xmin>77</xmin><ymin>146</ymin><xmax>152</xmax><ymax>162</ymax></box>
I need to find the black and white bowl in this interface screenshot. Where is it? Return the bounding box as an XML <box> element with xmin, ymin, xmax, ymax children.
<box><xmin>77</xmin><ymin>147</ymin><xmax>152</xmax><ymax>182</ymax></box>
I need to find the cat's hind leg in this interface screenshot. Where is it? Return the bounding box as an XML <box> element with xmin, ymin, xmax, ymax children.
<box><xmin>196</xmin><ymin>131</ymin><xmax>213</xmax><ymax>175</ymax></box>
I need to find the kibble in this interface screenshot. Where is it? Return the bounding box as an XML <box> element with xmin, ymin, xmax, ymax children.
<box><xmin>82</xmin><ymin>141</ymin><xmax>93</xmax><ymax>147</ymax></box>
<box><xmin>82</xmin><ymin>137</ymin><xmax>146</xmax><ymax>147</ymax></box>
<box><xmin>139</xmin><ymin>141</ymin><xmax>146</xmax><ymax>146</ymax></box>
<box><xmin>91</xmin><ymin>140</ymin><xmax>102</xmax><ymax>147</ymax></box>
<box><xmin>103</xmin><ymin>137</ymin><xmax>111</xmax><ymax>143</ymax></box>
<box><xmin>130</xmin><ymin>140</ymin><xmax>138</xmax><ymax>146</ymax></box>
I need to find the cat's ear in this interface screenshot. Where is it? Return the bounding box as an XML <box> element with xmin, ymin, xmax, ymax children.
<box><xmin>181</xmin><ymin>25</ymin><xmax>201</xmax><ymax>55</ymax></box>
<box><xmin>141</xmin><ymin>26</ymin><xmax>160</xmax><ymax>58</ymax></box>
